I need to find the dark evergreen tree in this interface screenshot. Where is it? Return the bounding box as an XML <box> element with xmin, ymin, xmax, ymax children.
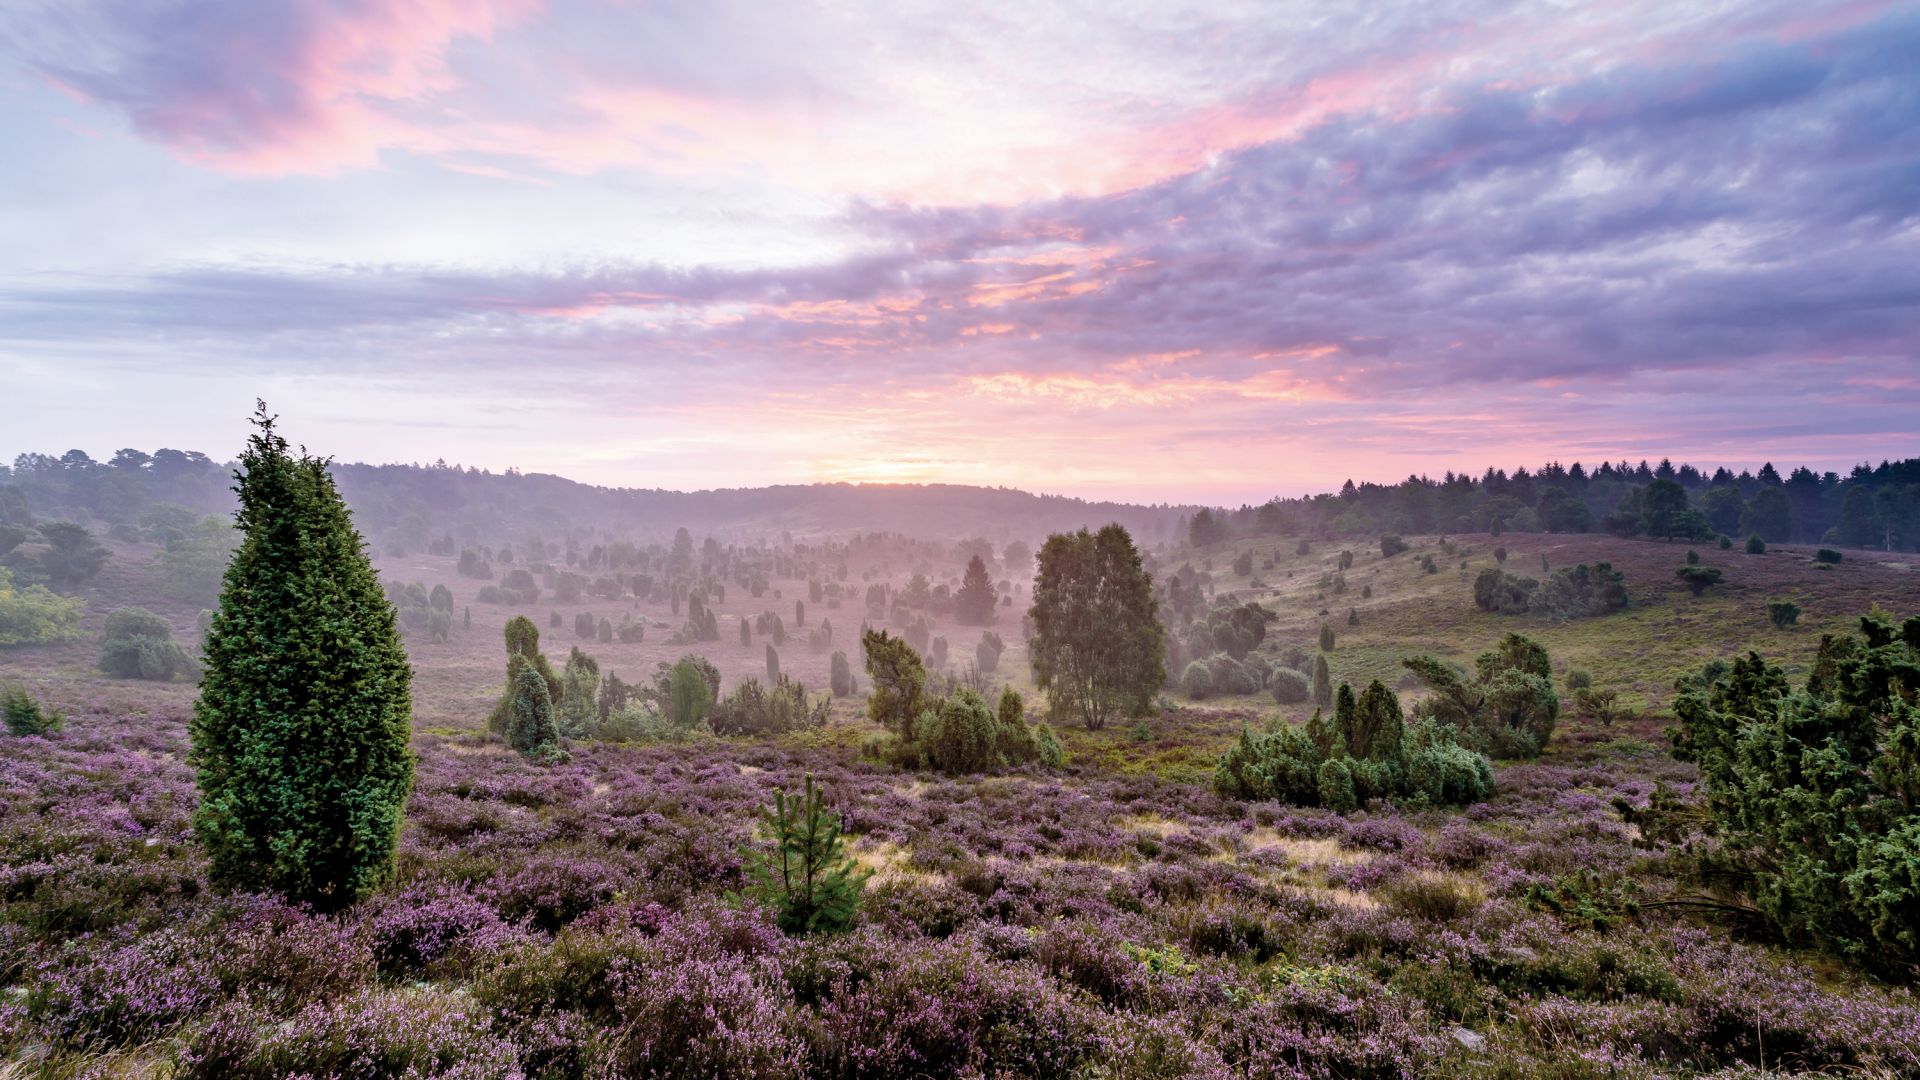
<box><xmin>189</xmin><ymin>405</ymin><xmax>413</xmax><ymax>911</ymax></box>
<box><xmin>1743</xmin><ymin>486</ymin><xmax>1793</xmax><ymax>542</ymax></box>
<box><xmin>954</xmin><ymin>554</ymin><xmax>997</xmax><ymax>626</ymax></box>
<box><xmin>1311</xmin><ymin>653</ymin><xmax>1333</xmax><ymax>709</ymax></box>
<box><xmin>506</xmin><ymin>663</ymin><xmax>564</xmax><ymax>761</ymax></box>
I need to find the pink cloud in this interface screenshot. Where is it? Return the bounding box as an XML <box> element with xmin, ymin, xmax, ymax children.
<box><xmin>54</xmin><ymin>0</ymin><xmax>541</xmax><ymax>173</ymax></box>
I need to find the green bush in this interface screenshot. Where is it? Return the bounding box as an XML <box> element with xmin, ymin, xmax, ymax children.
<box><xmin>1670</xmin><ymin>611</ymin><xmax>1920</xmax><ymax>973</ymax></box>
<box><xmin>1035</xmin><ymin>723</ymin><xmax>1065</xmax><ymax>767</ymax></box>
<box><xmin>709</xmin><ymin>675</ymin><xmax>829</xmax><ymax>737</ymax></box>
<box><xmin>97</xmin><ymin>606</ymin><xmax>197</xmax><ymax>681</ymax></box>
<box><xmin>1767</xmin><ymin>600</ymin><xmax>1800</xmax><ymax>628</ymax></box>
<box><xmin>190</xmin><ymin>406</ymin><xmax>414</xmax><ymax>911</ymax></box>
<box><xmin>1675</xmin><ymin>565</ymin><xmax>1722</xmax><ymax>596</ymax></box>
<box><xmin>1311</xmin><ymin>653</ymin><xmax>1332</xmax><ymax>708</ymax></box>
<box><xmin>1745</xmin><ymin>534</ymin><xmax>1766</xmax><ymax>554</ymax></box>
<box><xmin>1215</xmin><ymin>679</ymin><xmax>1492</xmax><ymax>810</ymax></box>
<box><xmin>665</xmin><ymin>656</ymin><xmax>717</xmax><ymax>732</ymax></box>
<box><xmin>1180</xmin><ymin>660</ymin><xmax>1212</xmax><ymax>700</ymax></box>
<box><xmin>0</xmin><ymin>565</ymin><xmax>85</xmax><ymax>645</ymax></box>
<box><xmin>1403</xmin><ymin>632</ymin><xmax>1560</xmax><ymax>758</ymax></box>
<box><xmin>1379</xmin><ymin>534</ymin><xmax>1409</xmax><ymax>557</ymax></box>
<box><xmin>1815</xmin><ymin>548</ymin><xmax>1843</xmax><ymax>564</ymax></box>
<box><xmin>2</xmin><ymin>685</ymin><xmax>63</xmax><ymax>736</ymax></box>
<box><xmin>1269</xmin><ymin>667</ymin><xmax>1309</xmax><ymax>704</ymax></box>
<box><xmin>1473</xmin><ymin>567</ymin><xmax>1534</xmax><ymax>613</ymax></box>
<box><xmin>919</xmin><ymin>688</ymin><xmax>999</xmax><ymax>773</ymax></box>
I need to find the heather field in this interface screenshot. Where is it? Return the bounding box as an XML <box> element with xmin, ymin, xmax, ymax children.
<box><xmin>9</xmin><ymin>0</ymin><xmax>1920</xmax><ymax>1073</ymax></box>
<box><xmin>3</xmin><ymin>531</ymin><xmax>1919</xmax><ymax>1078</ymax></box>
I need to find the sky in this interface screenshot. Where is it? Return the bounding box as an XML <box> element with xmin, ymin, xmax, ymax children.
<box><xmin>1</xmin><ymin>0</ymin><xmax>1917</xmax><ymax>504</ymax></box>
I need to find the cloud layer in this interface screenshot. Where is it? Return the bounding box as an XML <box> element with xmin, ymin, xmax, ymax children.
<box><xmin>1</xmin><ymin>0</ymin><xmax>1915</xmax><ymax>499</ymax></box>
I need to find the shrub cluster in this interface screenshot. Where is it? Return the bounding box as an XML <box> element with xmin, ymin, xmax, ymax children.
<box><xmin>709</xmin><ymin>675</ymin><xmax>830</xmax><ymax>737</ymax></box>
<box><xmin>863</xmin><ymin>631</ymin><xmax>1061</xmax><ymax>772</ymax></box>
<box><xmin>1474</xmin><ymin>561</ymin><xmax>1628</xmax><ymax>618</ymax></box>
<box><xmin>1668</xmin><ymin>612</ymin><xmax>1920</xmax><ymax>974</ymax></box>
<box><xmin>1214</xmin><ymin>680</ymin><xmax>1493</xmax><ymax>810</ymax></box>
<box><xmin>1402</xmin><ymin>632</ymin><xmax>1560</xmax><ymax>758</ymax></box>
<box><xmin>0</xmin><ymin>565</ymin><xmax>84</xmax><ymax>645</ymax></box>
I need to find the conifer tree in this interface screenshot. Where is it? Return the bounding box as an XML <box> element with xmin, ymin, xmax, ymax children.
<box><xmin>507</xmin><ymin>663</ymin><xmax>564</xmax><ymax>761</ymax></box>
<box><xmin>829</xmin><ymin>649</ymin><xmax>853</xmax><ymax>697</ymax></box>
<box><xmin>742</xmin><ymin>774</ymin><xmax>868</xmax><ymax>934</ymax></box>
<box><xmin>1311</xmin><ymin>653</ymin><xmax>1333</xmax><ymax>709</ymax></box>
<box><xmin>954</xmin><ymin>554</ymin><xmax>997</xmax><ymax>625</ymax></box>
<box><xmin>190</xmin><ymin>404</ymin><xmax>414</xmax><ymax>911</ymax></box>
<box><xmin>862</xmin><ymin>628</ymin><xmax>927</xmax><ymax>735</ymax></box>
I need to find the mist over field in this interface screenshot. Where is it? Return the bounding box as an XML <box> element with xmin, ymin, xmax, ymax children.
<box><xmin>3</xmin><ymin>0</ymin><xmax>1920</xmax><ymax>1077</ymax></box>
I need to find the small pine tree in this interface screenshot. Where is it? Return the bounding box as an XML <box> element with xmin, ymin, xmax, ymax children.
<box><xmin>190</xmin><ymin>404</ymin><xmax>413</xmax><ymax>911</ymax></box>
<box><xmin>742</xmin><ymin>775</ymin><xmax>868</xmax><ymax>934</ymax></box>
<box><xmin>766</xmin><ymin>642</ymin><xmax>781</xmax><ymax>682</ymax></box>
<box><xmin>2</xmin><ymin>685</ymin><xmax>63</xmax><ymax>736</ymax></box>
<box><xmin>1319</xmin><ymin>624</ymin><xmax>1336</xmax><ymax>651</ymax></box>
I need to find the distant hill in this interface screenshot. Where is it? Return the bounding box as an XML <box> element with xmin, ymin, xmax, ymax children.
<box><xmin>6</xmin><ymin>447</ymin><xmax>1916</xmax><ymax>554</ymax></box>
<box><xmin>0</xmin><ymin>450</ymin><xmax>1197</xmax><ymax>549</ymax></box>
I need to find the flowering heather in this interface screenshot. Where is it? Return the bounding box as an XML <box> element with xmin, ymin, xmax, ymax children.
<box><xmin>2</xmin><ymin>702</ymin><xmax>1917</xmax><ymax>1077</ymax></box>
